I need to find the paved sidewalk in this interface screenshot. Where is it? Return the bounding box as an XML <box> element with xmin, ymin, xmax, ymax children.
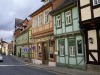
<box><xmin>12</xmin><ymin>55</ymin><xmax>100</xmax><ymax>75</ymax></box>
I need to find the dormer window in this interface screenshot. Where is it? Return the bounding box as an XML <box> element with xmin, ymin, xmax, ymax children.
<box><xmin>44</xmin><ymin>0</ymin><xmax>50</xmax><ymax>5</ymax></box>
<box><xmin>93</xmin><ymin>0</ymin><xmax>100</xmax><ymax>6</ymax></box>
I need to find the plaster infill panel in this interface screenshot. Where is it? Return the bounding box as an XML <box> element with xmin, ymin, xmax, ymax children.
<box><xmin>92</xmin><ymin>53</ymin><xmax>98</xmax><ymax>61</ymax></box>
<box><xmin>94</xmin><ymin>8</ymin><xmax>100</xmax><ymax>18</ymax></box>
<box><xmin>88</xmin><ymin>30</ymin><xmax>97</xmax><ymax>50</ymax></box>
<box><xmin>80</xmin><ymin>0</ymin><xmax>90</xmax><ymax>6</ymax></box>
<box><xmin>57</xmin><ymin>29</ymin><xmax>62</xmax><ymax>34</ymax></box>
<box><xmin>45</xmin><ymin>23</ymin><xmax>50</xmax><ymax>29</ymax></box>
<box><xmin>89</xmin><ymin>55</ymin><xmax>94</xmax><ymax>61</ymax></box>
<box><xmin>81</xmin><ymin>6</ymin><xmax>91</xmax><ymax>21</ymax></box>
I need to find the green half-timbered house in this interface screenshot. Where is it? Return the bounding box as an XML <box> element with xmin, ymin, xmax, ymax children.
<box><xmin>50</xmin><ymin>0</ymin><xmax>85</xmax><ymax>69</ymax></box>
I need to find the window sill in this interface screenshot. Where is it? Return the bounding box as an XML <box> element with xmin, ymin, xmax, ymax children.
<box><xmin>66</xmin><ymin>23</ymin><xmax>72</xmax><ymax>27</ymax></box>
<box><xmin>69</xmin><ymin>55</ymin><xmax>76</xmax><ymax>57</ymax></box>
<box><xmin>56</xmin><ymin>26</ymin><xmax>62</xmax><ymax>29</ymax></box>
<box><xmin>59</xmin><ymin>55</ymin><xmax>65</xmax><ymax>57</ymax></box>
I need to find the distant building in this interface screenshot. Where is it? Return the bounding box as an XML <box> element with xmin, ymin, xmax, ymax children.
<box><xmin>14</xmin><ymin>18</ymin><xmax>33</xmax><ymax>62</ymax></box>
<box><xmin>8</xmin><ymin>41</ymin><xmax>13</xmax><ymax>55</ymax></box>
<box><xmin>0</xmin><ymin>40</ymin><xmax>8</xmax><ymax>55</ymax></box>
<box><xmin>13</xmin><ymin>18</ymin><xmax>24</xmax><ymax>55</ymax></box>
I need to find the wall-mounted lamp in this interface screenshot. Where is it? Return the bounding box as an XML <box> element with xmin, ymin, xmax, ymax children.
<box><xmin>88</xmin><ymin>37</ymin><xmax>93</xmax><ymax>44</ymax></box>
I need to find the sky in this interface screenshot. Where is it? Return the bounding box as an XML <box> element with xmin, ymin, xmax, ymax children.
<box><xmin>0</xmin><ymin>0</ymin><xmax>43</xmax><ymax>43</ymax></box>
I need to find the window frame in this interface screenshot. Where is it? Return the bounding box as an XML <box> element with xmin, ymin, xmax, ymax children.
<box><xmin>56</xmin><ymin>15</ymin><xmax>61</xmax><ymax>28</ymax></box>
<box><xmin>68</xmin><ymin>37</ymin><xmax>76</xmax><ymax>57</ymax></box>
<box><xmin>69</xmin><ymin>46</ymin><xmax>75</xmax><ymax>56</ymax></box>
<box><xmin>58</xmin><ymin>39</ymin><xmax>65</xmax><ymax>57</ymax></box>
<box><xmin>44</xmin><ymin>9</ymin><xmax>49</xmax><ymax>23</ymax></box>
<box><xmin>93</xmin><ymin>0</ymin><xmax>100</xmax><ymax>6</ymax></box>
<box><xmin>38</xmin><ymin>13</ymin><xmax>43</xmax><ymax>26</ymax></box>
<box><xmin>33</xmin><ymin>16</ymin><xmax>38</xmax><ymax>28</ymax></box>
<box><xmin>77</xmin><ymin>40</ymin><xmax>83</xmax><ymax>55</ymax></box>
<box><xmin>65</xmin><ymin>10</ymin><xmax>72</xmax><ymax>26</ymax></box>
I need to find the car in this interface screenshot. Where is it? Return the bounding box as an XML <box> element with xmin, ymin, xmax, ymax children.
<box><xmin>0</xmin><ymin>54</ymin><xmax>3</xmax><ymax>62</ymax></box>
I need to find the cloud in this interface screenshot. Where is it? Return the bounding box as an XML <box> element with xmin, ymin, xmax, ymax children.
<box><xmin>0</xmin><ymin>0</ymin><xmax>43</xmax><ymax>42</ymax></box>
<box><xmin>0</xmin><ymin>30</ymin><xmax>13</xmax><ymax>42</ymax></box>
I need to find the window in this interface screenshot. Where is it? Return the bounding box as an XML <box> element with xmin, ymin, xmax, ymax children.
<box><xmin>65</xmin><ymin>10</ymin><xmax>72</xmax><ymax>25</ymax></box>
<box><xmin>69</xmin><ymin>46</ymin><xmax>75</xmax><ymax>56</ymax></box>
<box><xmin>77</xmin><ymin>40</ymin><xmax>82</xmax><ymax>54</ymax></box>
<box><xmin>38</xmin><ymin>43</ymin><xmax>42</xmax><ymax>58</ymax></box>
<box><xmin>33</xmin><ymin>16</ymin><xmax>38</xmax><ymax>28</ymax></box>
<box><xmin>38</xmin><ymin>14</ymin><xmax>42</xmax><ymax>25</ymax></box>
<box><xmin>45</xmin><ymin>9</ymin><xmax>49</xmax><ymax>23</ymax></box>
<box><xmin>44</xmin><ymin>0</ymin><xmax>50</xmax><ymax>5</ymax></box>
<box><xmin>58</xmin><ymin>39</ymin><xmax>65</xmax><ymax>56</ymax></box>
<box><xmin>68</xmin><ymin>37</ymin><xmax>75</xmax><ymax>56</ymax></box>
<box><xmin>59</xmin><ymin>44</ymin><xmax>64</xmax><ymax>56</ymax></box>
<box><xmin>93</xmin><ymin>0</ymin><xmax>100</xmax><ymax>5</ymax></box>
<box><xmin>56</xmin><ymin>15</ymin><xmax>61</xmax><ymax>28</ymax></box>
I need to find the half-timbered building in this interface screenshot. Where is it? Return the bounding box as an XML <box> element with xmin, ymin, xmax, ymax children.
<box><xmin>30</xmin><ymin>0</ymin><xmax>55</xmax><ymax>66</ymax></box>
<box><xmin>50</xmin><ymin>0</ymin><xmax>85</xmax><ymax>69</ymax></box>
<box><xmin>78</xmin><ymin>0</ymin><xmax>100</xmax><ymax>66</ymax></box>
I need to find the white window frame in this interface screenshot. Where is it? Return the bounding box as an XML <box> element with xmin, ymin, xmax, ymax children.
<box><xmin>44</xmin><ymin>0</ymin><xmax>49</xmax><ymax>5</ymax></box>
<box><xmin>38</xmin><ymin>13</ymin><xmax>42</xmax><ymax>26</ymax></box>
<box><xmin>56</xmin><ymin>15</ymin><xmax>61</xmax><ymax>28</ymax></box>
<box><xmin>65</xmin><ymin>10</ymin><xmax>72</xmax><ymax>25</ymax></box>
<box><xmin>33</xmin><ymin>16</ymin><xmax>38</xmax><ymax>28</ymax></box>
<box><xmin>93</xmin><ymin>0</ymin><xmax>100</xmax><ymax>6</ymax></box>
<box><xmin>69</xmin><ymin>46</ymin><xmax>75</xmax><ymax>56</ymax></box>
<box><xmin>44</xmin><ymin>9</ymin><xmax>49</xmax><ymax>23</ymax></box>
<box><xmin>59</xmin><ymin>43</ymin><xmax>64</xmax><ymax>56</ymax></box>
<box><xmin>77</xmin><ymin>40</ymin><xmax>83</xmax><ymax>55</ymax></box>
